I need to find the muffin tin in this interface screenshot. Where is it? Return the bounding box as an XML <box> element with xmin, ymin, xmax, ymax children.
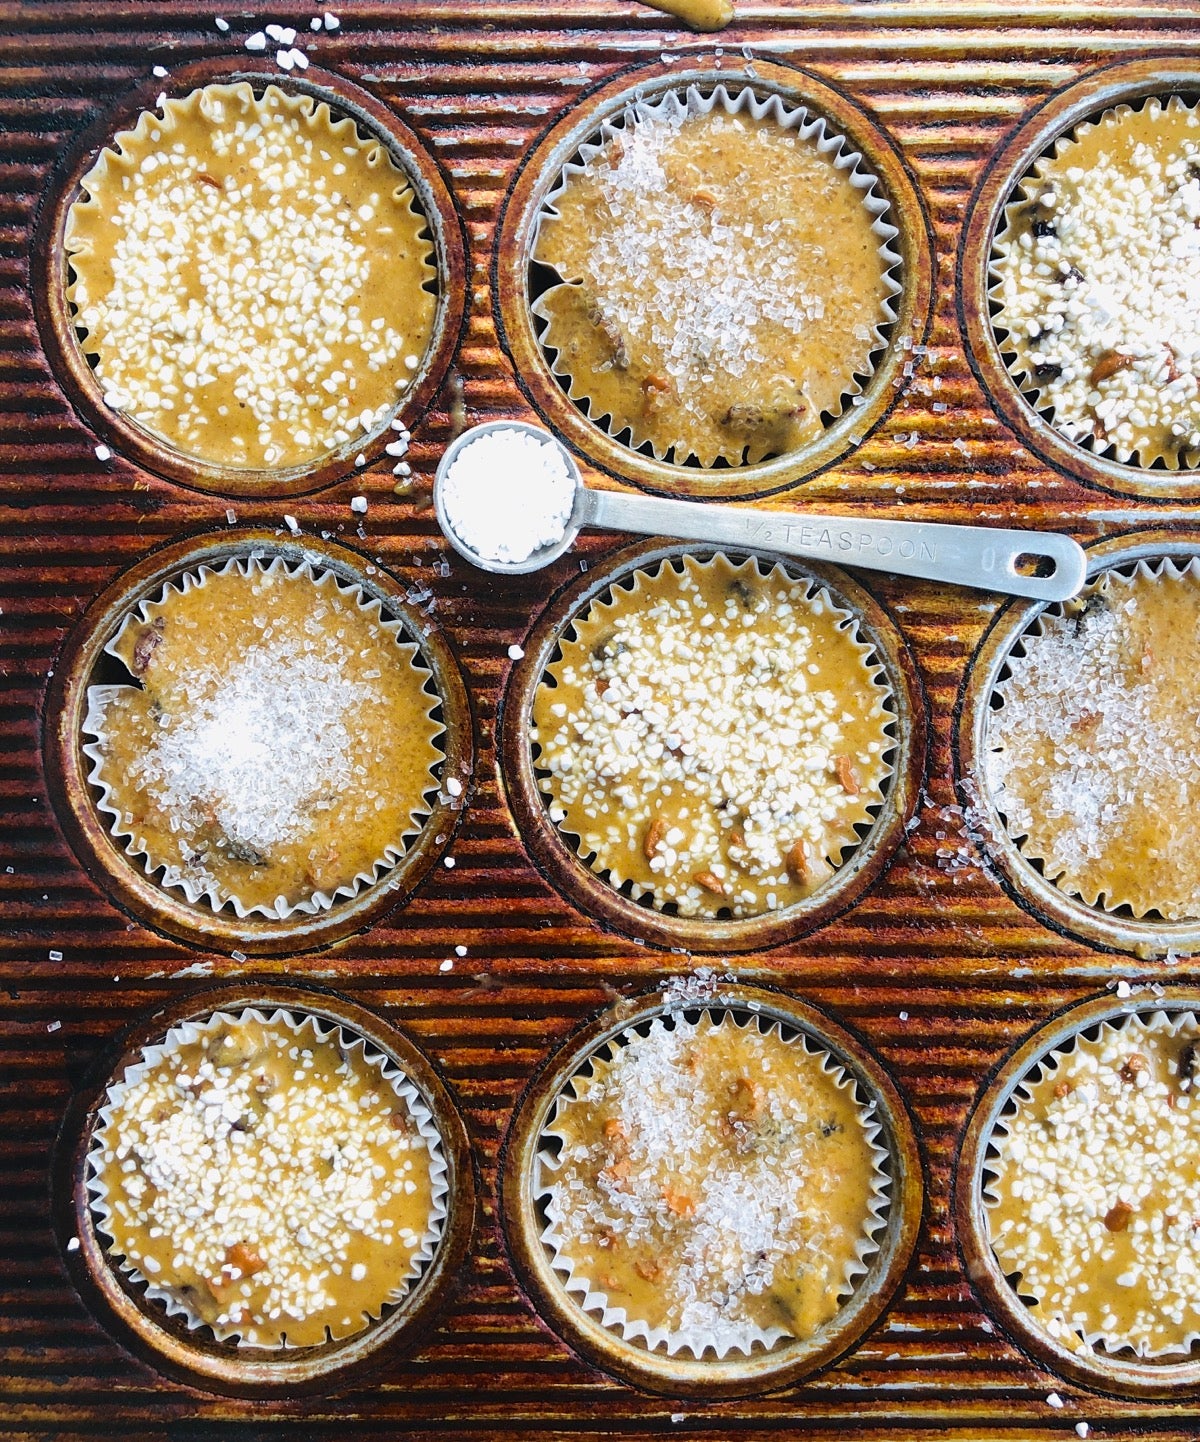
<box><xmin>9</xmin><ymin>5</ymin><xmax>1200</xmax><ymax>1439</ymax></box>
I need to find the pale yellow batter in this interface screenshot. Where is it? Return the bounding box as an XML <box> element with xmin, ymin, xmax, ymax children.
<box><xmin>66</xmin><ymin>82</ymin><xmax>436</xmax><ymax>470</ymax></box>
<box><xmin>533</xmin><ymin>101</ymin><xmax>891</xmax><ymax>466</ymax></box>
<box><xmin>85</xmin><ymin>559</ymin><xmax>442</xmax><ymax>916</ymax></box>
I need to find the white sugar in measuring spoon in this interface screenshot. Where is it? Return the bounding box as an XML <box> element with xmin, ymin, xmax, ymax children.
<box><xmin>434</xmin><ymin>421</ymin><xmax>1087</xmax><ymax>603</ymax></box>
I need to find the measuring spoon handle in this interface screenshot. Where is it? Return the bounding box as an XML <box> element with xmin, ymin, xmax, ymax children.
<box><xmin>582</xmin><ymin>490</ymin><xmax>1086</xmax><ymax>602</ymax></box>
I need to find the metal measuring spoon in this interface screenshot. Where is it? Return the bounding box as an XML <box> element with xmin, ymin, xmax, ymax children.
<box><xmin>433</xmin><ymin>421</ymin><xmax>1087</xmax><ymax>602</ymax></box>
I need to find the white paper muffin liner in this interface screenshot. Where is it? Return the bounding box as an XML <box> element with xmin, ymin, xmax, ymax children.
<box><xmin>983</xmin><ymin>1008</ymin><xmax>1200</xmax><ymax>1360</ymax></box>
<box><xmin>530</xmin><ymin>82</ymin><xmax>902</xmax><ymax>467</ymax></box>
<box><xmin>534</xmin><ymin>1006</ymin><xmax>892</xmax><ymax>1360</ymax></box>
<box><xmin>984</xmin><ymin>554</ymin><xmax>1200</xmax><ymax>921</ymax></box>
<box><xmin>86</xmin><ymin>1006</ymin><xmax>450</xmax><ymax>1349</ymax></box>
<box><xmin>81</xmin><ymin>554</ymin><xmax>444</xmax><ymax>920</ymax></box>
<box><xmin>989</xmin><ymin>95</ymin><xmax>1200</xmax><ymax>471</ymax></box>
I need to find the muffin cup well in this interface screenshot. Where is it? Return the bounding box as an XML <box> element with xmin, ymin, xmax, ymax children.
<box><xmin>33</xmin><ymin>57</ymin><xmax>466</xmax><ymax>499</ymax></box>
<box><xmin>536</xmin><ymin>1007</ymin><xmax>891</xmax><ymax>1361</ymax></box>
<box><xmin>530</xmin><ymin>82</ymin><xmax>901</xmax><ymax>470</ymax></box>
<box><xmin>81</xmin><ymin>553</ymin><xmax>443</xmax><ymax>922</ymax></box>
<box><xmin>502</xmin><ymin>539</ymin><xmax>924</xmax><ymax>955</ymax></box>
<box><xmin>502</xmin><ymin>981</ymin><xmax>922</xmax><ymax>1398</ymax></box>
<box><xmin>53</xmin><ymin>982</ymin><xmax>476</xmax><ymax>1398</ymax></box>
<box><xmin>957</xmin><ymin>990</ymin><xmax>1200</xmax><ymax>1399</ymax></box>
<box><xmin>961</xmin><ymin>55</ymin><xmax>1200</xmax><ymax>500</ymax></box>
<box><xmin>497</xmin><ymin>57</ymin><xmax>933</xmax><ymax>503</ymax></box>
<box><xmin>46</xmin><ymin>528</ymin><xmax>472</xmax><ymax>956</ymax></box>
<box><xmin>87</xmin><ymin>1006</ymin><xmax>450</xmax><ymax>1348</ymax></box>
<box><xmin>957</xmin><ymin>528</ymin><xmax>1200</xmax><ymax>959</ymax></box>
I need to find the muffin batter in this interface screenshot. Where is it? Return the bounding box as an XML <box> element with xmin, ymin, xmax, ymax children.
<box><xmin>988</xmin><ymin>1015</ymin><xmax>1200</xmax><ymax>1356</ymax></box>
<box><xmin>93</xmin><ymin>1011</ymin><xmax>440</xmax><ymax>1347</ymax></box>
<box><xmin>533</xmin><ymin>554</ymin><xmax>893</xmax><ymax>918</ymax></box>
<box><xmin>543</xmin><ymin>1011</ymin><xmax>880</xmax><ymax>1348</ymax></box>
<box><xmin>533</xmin><ymin>97</ymin><xmax>893</xmax><ymax>466</ymax></box>
<box><xmin>984</xmin><ymin>561</ymin><xmax>1200</xmax><ymax>920</ymax></box>
<box><xmin>85</xmin><ymin>558</ymin><xmax>442</xmax><ymax>916</ymax></box>
<box><xmin>65</xmin><ymin>82</ymin><xmax>436</xmax><ymax>470</ymax></box>
<box><xmin>992</xmin><ymin>97</ymin><xmax>1200</xmax><ymax>467</ymax></box>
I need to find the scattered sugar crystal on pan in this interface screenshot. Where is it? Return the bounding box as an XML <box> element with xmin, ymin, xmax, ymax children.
<box><xmin>440</xmin><ymin>427</ymin><xmax>576</xmax><ymax>565</ymax></box>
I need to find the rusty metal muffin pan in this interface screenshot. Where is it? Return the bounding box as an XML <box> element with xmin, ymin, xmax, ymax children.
<box><xmin>8</xmin><ymin>4</ymin><xmax>1200</xmax><ymax>1439</ymax></box>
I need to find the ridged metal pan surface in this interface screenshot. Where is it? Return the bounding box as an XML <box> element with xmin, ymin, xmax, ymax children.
<box><xmin>5</xmin><ymin>3</ymin><xmax>1200</xmax><ymax>1438</ymax></box>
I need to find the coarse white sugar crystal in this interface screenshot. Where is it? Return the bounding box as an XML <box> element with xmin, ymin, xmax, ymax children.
<box><xmin>1046</xmin><ymin>1393</ymin><xmax>1063</xmax><ymax>1409</ymax></box>
<box><xmin>215</xmin><ymin>17</ymin><xmax>230</xmax><ymax>32</ymax></box>
<box><xmin>507</xmin><ymin>644</ymin><xmax>524</xmax><ymax>660</ymax></box>
<box><xmin>94</xmin><ymin>443</ymin><xmax>112</xmax><ymax>461</ymax></box>
<box><xmin>439</xmin><ymin>958</ymin><xmax>453</xmax><ymax>971</ymax></box>
<box><xmin>445</xmin><ymin>776</ymin><xmax>462</xmax><ymax>796</ymax></box>
<box><xmin>152</xmin><ymin>65</ymin><xmax>168</xmax><ymax>78</ymax></box>
<box><xmin>350</xmin><ymin>495</ymin><xmax>368</xmax><ymax>515</ymax></box>
<box><xmin>67</xmin><ymin>1236</ymin><xmax>80</xmax><ymax>1252</ymax></box>
<box><xmin>439</xmin><ymin>427</ymin><xmax>576</xmax><ymax>566</ymax></box>
<box><xmin>245</xmin><ymin>30</ymin><xmax>266</xmax><ymax>50</ymax></box>
<box><xmin>283</xmin><ymin>514</ymin><xmax>301</xmax><ymax>535</ymax></box>
<box><xmin>324</xmin><ymin>11</ymin><xmax>340</xmax><ymax>29</ymax></box>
